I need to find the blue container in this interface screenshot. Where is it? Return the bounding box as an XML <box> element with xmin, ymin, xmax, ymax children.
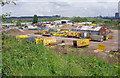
<box><xmin>25</xmin><ymin>36</ymin><xmax>38</xmax><ymax>42</ymax></box>
<box><xmin>81</xmin><ymin>36</ymin><xmax>84</xmax><ymax>38</ymax></box>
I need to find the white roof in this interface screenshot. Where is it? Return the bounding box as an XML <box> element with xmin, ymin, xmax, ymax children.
<box><xmin>94</xmin><ymin>26</ymin><xmax>102</xmax><ymax>31</ymax></box>
<box><xmin>54</xmin><ymin>20</ymin><xmax>71</xmax><ymax>22</ymax></box>
<box><xmin>1</xmin><ymin>23</ymin><xmax>16</xmax><ymax>25</ymax></box>
<box><xmin>74</xmin><ymin>26</ymin><xmax>102</xmax><ymax>31</ymax></box>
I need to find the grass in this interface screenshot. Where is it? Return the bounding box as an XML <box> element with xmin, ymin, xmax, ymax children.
<box><xmin>2</xmin><ymin>34</ymin><xmax>120</xmax><ymax>76</ymax></box>
<box><xmin>71</xmin><ymin>47</ymin><xmax>85</xmax><ymax>50</ymax></box>
<box><xmin>112</xmin><ymin>26</ymin><xmax>120</xmax><ymax>30</ymax></box>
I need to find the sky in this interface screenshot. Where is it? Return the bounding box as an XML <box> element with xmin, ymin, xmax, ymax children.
<box><xmin>0</xmin><ymin>0</ymin><xmax>120</xmax><ymax>17</ymax></box>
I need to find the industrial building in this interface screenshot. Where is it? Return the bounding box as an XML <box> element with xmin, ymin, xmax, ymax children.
<box><xmin>72</xmin><ymin>26</ymin><xmax>106</xmax><ymax>37</ymax></box>
<box><xmin>54</xmin><ymin>20</ymin><xmax>72</xmax><ymax>25</ymax></box>
<box><xmin>115</xmin><ymin>12</ymin><xmax>119</xmax><ymax>19</ymax></box>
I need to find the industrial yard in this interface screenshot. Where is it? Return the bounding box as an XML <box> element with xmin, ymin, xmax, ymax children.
<box><xmin>1</xmin><ymin>1</ymin><xmax>120</xmax><ymax>76</ymax></box>
<box><xmin>1</xmin><ymin>21</ymin><xmax>119</xmax><ymax>56</ymax></box>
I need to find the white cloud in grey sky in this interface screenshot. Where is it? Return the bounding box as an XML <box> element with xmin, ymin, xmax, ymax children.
<box><xmin>1</xmin><ymin>0</ymin><xmax>120</xmax><ymax>17</ymax></box>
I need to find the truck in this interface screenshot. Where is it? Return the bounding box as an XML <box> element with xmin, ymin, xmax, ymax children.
<box><xmin>73</xmin><ymin>39</ymin><xmax>89</xmax><ymax>48</ymax></box>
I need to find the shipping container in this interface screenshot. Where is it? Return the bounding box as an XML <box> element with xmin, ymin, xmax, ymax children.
<box><xmin>34</xmin><ymin>37</ymin><xmax>48</xmax><ymax>44</ymax></box>
<box><xmin>16</xmin><ymin>35</ymin><xmax>28</xmax><ymax>39</ymax></box>
<box><xmin>90</xmin><ymin>35</ymin><xmax>104</xmax><ymax>42</ymax></box>
<box><xmin>43</xmin><ymin>38</ymin><xmax>56</xmax><ymax>46</ymax></box>
<box><xmin>73</xmin><ymin>39</ymin><xmax>89</xmax><ymax>47</ymax></box>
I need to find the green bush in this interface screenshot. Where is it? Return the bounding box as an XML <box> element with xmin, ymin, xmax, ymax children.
<box><xmin>2</xmin><ymin>35</ymin><xmax>119</xmax><ymax>76</ymax></box>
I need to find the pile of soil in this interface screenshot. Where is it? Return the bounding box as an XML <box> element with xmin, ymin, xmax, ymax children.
<box><xmin>6</xmin><ymin>29</ymin><xmax>25</xmax><ymax>35</ymax></box>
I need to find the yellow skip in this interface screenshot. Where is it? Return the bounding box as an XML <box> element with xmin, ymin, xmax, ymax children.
<box><xmin>94</xmin><ymin>44</ymin><xmax>105</xmax><ymax>52</ymax></box>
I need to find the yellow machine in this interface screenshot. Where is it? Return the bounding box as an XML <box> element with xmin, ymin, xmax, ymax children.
<box><xmin>73</xmin><ymin>39</ymin><xmax>89</xmax><ymax>47</ymax></box>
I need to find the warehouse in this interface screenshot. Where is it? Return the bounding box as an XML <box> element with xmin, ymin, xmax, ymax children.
<box><xmin>54</xmin><ymin>20</ymin><xmax>72</xmax><ymax>25</ymax></box>
<box><xmin>72</xmin><ymin>26</ymin><xmax>106</xmax><ymax>37</ymax></box>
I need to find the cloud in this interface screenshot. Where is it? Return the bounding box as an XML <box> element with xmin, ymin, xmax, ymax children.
<box><xmin>1</xmin><ymin>1</ymin><xmax>119</xmax><ymax>17</ymax></box>
<box><xmin>18</xmin><ymin>0</ymin><xmax>119</xmax><ymax>2</ymax></box>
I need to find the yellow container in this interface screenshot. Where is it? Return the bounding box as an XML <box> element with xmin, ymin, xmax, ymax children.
<box><xmin>91</xmin><ymin>24</ymin><xmax>96</xmax><ymax>25</ymax></box>
<box><xmin>50</xmin><ymin>46</ymin><xmax>56</xmax><ymax>47</ymax></box>
<box><xmin>67</xmin><ymin>31</ymin><xmax>76</xmax><ymax>37</ymax></box>
<box><xmin>108</xmin><ymin>35</ymin><xmax>114</xmax><ymax>39</ymax></box>
<box><xmin>34</xmin><ymin>37</ymin><xmax>48</xmax><ymax>44</ymax></box>
<box><xmin>43</xmin><ymin>38</ymin><xmax>56</xmax><ymax>46</ymax></box>
<box><xmin>106</xmin><ymin>35</ymin><xmax>109</xmax><ymax>40</ymax></box>
<box><xmin>16</xmin><ymin>35</ymin><xmax>28</xmax><ymax>39</ymax></box>
<box><xmin>94</xmin><ymin>49</ymin><xmax>103</xmax><ymax>52</ymax></box>
<box><xmin>73</xmin><ymin>39</ymin><xmax>89</xmax><ymax>47</ymax></box>
<box><xmin>98</xmin><ymin>44</ymin><xmax>105</xmax><ymax>50</ymax></box>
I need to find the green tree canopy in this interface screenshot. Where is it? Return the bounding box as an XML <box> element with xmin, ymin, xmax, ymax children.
<box><xmin>0</xmin><ymin>0</ymin><xmax>16</xmax><ymax>6</ymax></box>
<box><xmin>72</xmin><ymin>17</ymin><xmax>88</xmax><ymax>22</ymax></box>
<box><xmin>33</xmin><ymin>14</ymin><xmax>38</xmax><ymax>24</ymax></box>
<box><xmin>16</xmin><ymin>21</ymin><xmax>21</xmax><ymax>26</ymax></box>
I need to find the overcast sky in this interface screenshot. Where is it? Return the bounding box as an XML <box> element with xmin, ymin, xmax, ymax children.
<box><xmin>1</xmin><ymin>0</ymin><xmax>120</xmax><ymax>17</ymax></box>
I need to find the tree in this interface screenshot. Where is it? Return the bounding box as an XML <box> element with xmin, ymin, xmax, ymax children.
<box><xmin>33</xmin><ymin>14</ymin><xmax>38</xmax><ymax>24</ymax></box>
<box><xmin>0</xmin><ymin>0</ymin><xmax>17</xmax><ymax>6</ymax></box>
<box><xmin>16</xmin><ymin>21</ymin><xmax>21</xmax><ymax>26</ymax></box>
<box><xmin>2</xmin><ymin>12</ymin><xmax>11</xmax><ymax>22</ymax></box>
<box><xmin>1</xmin><ymin>0</ymin><xmax>17</xmax><ymax>23</ymax></box>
